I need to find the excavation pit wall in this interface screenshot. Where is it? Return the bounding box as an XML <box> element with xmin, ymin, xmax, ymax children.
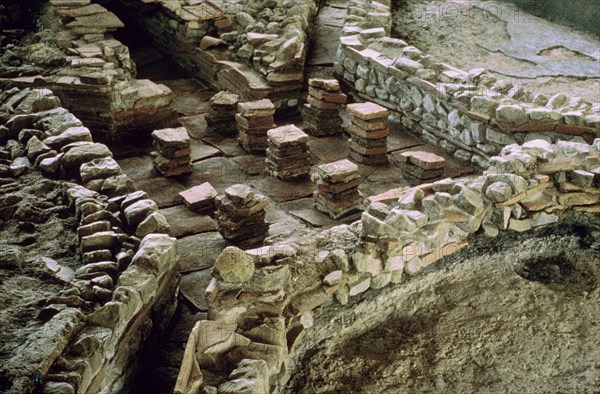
<box><xmin>333</xmin><ymin>0</ymin><xmax>600</xmax><ymax>170</ymax></box>
<box><xmin>106</xmin><ymin>0</ymin><xmax>318</xmax><ymax>111</ymax></box>
<box><xmin>0</xmin><ymin>88</ymin><xmax>179</xmax><ymax>394</ymax></box>
<box><xmin>175</xmin><ymin>137</ymin><xmax>600</xmax><ymax>393</ymax></box>
<box><xmin>0</xmin><ymin>0</ymin><xmax>178</xmax><ymax>143</ymax></box>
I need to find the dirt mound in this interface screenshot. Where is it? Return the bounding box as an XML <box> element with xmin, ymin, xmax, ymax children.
<box><xmin>285</xmin><ymin>219</ymin><xmax>600</xmax><ymax>393</ymax></box>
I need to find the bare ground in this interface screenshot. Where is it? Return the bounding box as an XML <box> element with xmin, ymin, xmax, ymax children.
<box><xmin>392</xmin><ymin>0</ymin><xmax>600</xmax><ymax>101</ymax></box>
<box><xmin>284</xmin><ymin>215</ymin><xmax>600</xmax><ymax>393</ymax></box>
<box><xmin>0</xmin><ymin>173</ymin><xmax>79</xmax><ymax>391</ymax></box>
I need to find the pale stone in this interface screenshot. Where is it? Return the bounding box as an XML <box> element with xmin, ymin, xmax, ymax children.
<box><xmin>532</xmin><ymin>212</ymin><xmax>559</xmax><ymax>227</ymax></box>
<box><xmin>353</xmin><ymin>243</ymin><xmax>382</xmax><ymax>276</ymax></box>
<box><xmin>238</xmin><ymin>99</ymin><xmax>275</xmax><ymax>117</ymax></box>
<box><xmin>485</xmin><ymin>181</ymin><xmax>512</xmax><ymax>203</ymax></box>
<box><xmin>136</xmin><ymin>212</ymin><xmax>171</xmax><ymax>238</ymax></box>
<box><xmin>348</xmin><ymin>277</ymin><xmax>371</xmax><ymax>296</ymax></box>
<box><xmin>213</xmin><ymin>246</ymin><xmax>255</xmax><ymax>283</ymax></box>
<box><xmin>496</xmin><ymin>104</ymin><xmax>528</xmax><ymax>125</ymax></box>
<box><xmin>124</xmin><ymin>199</ymin><xmax>158</xmax><ymax>228</ymax></box>
<box><xmin>508</xmin><ymin>218</ymin><xmax>533</xmax><ymax>232</ymax></box>
<box><xmin>323</xmin><ymin>270</ymin><xmax>343</xmax><ymax>286</ymax></box>
<box><xmin>80</xmin><ymin>156</ymin><xmax>121</xmax><ymax>184</ymax></box>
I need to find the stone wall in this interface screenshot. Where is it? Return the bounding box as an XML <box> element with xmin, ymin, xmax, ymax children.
<box><xmin>0</xmin><ymin>87</ymin><xmax>179</xmax><ymax>393</ymax></box>
<box><xmin>0</xmin><ymin>0</ymin><xmax>178</xmax><ymax>143</ymax></box>
<box><xmin>174</xmin><ymin>137</ymin><xmax>600</xmax><ymax>393</ymax></box>
<box><xmin>111</xmin><ymin>0</ymin><xmax>318</xmax><ymax>110</ymax></box>
<box><xmin>334</xmin><ymin>0</ymin><xmax>600</xmax><ymax>169</ymax></box>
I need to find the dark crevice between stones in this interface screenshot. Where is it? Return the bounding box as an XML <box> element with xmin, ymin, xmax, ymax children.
<box><xmin>97</xmin><ymin>0</ymin><xmax>191</xmax><ymax>81</ymax></box>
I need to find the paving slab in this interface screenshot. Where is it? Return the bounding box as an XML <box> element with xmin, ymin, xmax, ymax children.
<box><xmin>251</xmin><ymin>176</ymin><xmax>316</xmax><ymax>202</ymax></box>
<box><xmin>266</xmin><ymin>216</ymin><xmax>312</xmax><ymax>243</ymax></box>
<box><xmin>233</xmin><ymin>154</ymin><xmax>267</xmax><ymax>175</ymax></box>
<box><xmin>180</xmin><ymin>269</ymin><xmax>213</xmax><ymax>311</ymax></box>
<box><xmin>160</xmin><ymin>205</ymin><xmax>216</xmax><ymax>238</ymax></box>
<box><xmin>180</xmin><ymin>157</ymin><xmax>248</xmax><ymax>192</ymax></box>
<box><xmin>202</xmin><ymin>135</ymin><xmax>246</xmax><ymax>157</ymax></box>
<box><xmin>178</xmin><ymin>231</ymin><xmax>230</xmax><ymax>273</ymax></box>
<box><xmin>307</xmin><ymin>135</ymin><xmax>349</xmax><ymax>164</ymax></box>
<box><xmin>387</xmin><ymin>131</ymin><xmax>423</xmax><ymax>153</ymax></box>
<box><xmin>134</xmin><ymin>176</ymin><xmax>186</xmax><ymax>208</ymax></box>
<box><xmin>171</xmin><ymin>90</ymin><xmax>214</xmax><ymax>116</ymax></box>
<box><xmin>190</xmin><ymin>139</ymin><xmax>221</xmax><ymax>162</ymax></box>
<box><xmin>159</xmin><ymin>78</ymin><xmax>209</xmax><ymax>96</ymax></box>
<box><xmin>118</xmin><ymin>154</ymin><xmax>154</xmax><ymax>182</ymax></box>
<box><xmin>180</xmin><ymin>114</ymin><xmax>208</xmax><ymax>140</ymax></box>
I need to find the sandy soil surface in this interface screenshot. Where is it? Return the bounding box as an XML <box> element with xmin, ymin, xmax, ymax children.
<box><xmin>284</xmin><ymin>216</ymin><xmax>600</xmax><ymax>393</ymax></box>
<box><xmin>392</xmin><ymin>0</ymin><xmax>600</xmax><ymax>102</ymax></box>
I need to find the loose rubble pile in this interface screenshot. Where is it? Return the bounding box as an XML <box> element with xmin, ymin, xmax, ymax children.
<box><xmin>266</xmin><ymin>124</ymin><xmax>311</xmax><ymax>180</ymax></box>
<box><xmin>107</xmin><ymin>0</ymin><xmax>317</xmax><ymax>111</ymax></box>
<box><xmin>392</xmin><ymin>150</ymin><xmax>446</xmax><ymax>184</ymax></box>
<box><xmin>302</xmin><ymin>78</ymin><xmax>347</xmax><ymax>136</ymax></box>
<box><xmin>0</xmin><ymin>88</ymin><xmax>178</xmax><ymax>394</ymax></box>
<box><xmin>0</xmin><ymin>0</ymin><xmax>177</xmax><ymax>142</ymax></box>
<box><xmin>346</xmin><ymin>102</ymin><xmax>390</xmax><ymax>165</ymax></box>
<box><xmin>237</xmin><ymin>99</ymin><xmax>276</xmax><ymax>153</ymax></box>
<box><xmin>215</xmin><ymin>184</ymin><xmax>269</xmax><ymax>245</ymax></box>
<box><xmin>205</xmin><ymin>91</ymin><xmax>240</xmax><ymax>136</ymax></box>
<box><xmin>151</xmin><ymin>127</ymin><xmax>192</xmax><ymax>177</ymax></box>
<box><xmin>313</xmin><ymin>159</ymin><xmax>365</xmax><ymax>219</ymax></box>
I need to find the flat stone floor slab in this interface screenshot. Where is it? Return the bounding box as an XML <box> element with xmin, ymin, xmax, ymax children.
<box><xmin>190</xmin><ymin>139</ymin><xmax>221</xmax><ymax>162</ymax></box>
<box><xmin>179</xmin><ymin>114</ymin><xmax>208</xmax><ymax>140</ymax></box>
<box><xmin>135</xmin><ymin>176</ymin><xmax>186</xmax><ymax>208</ymax></box>
<box><xmin>181</xmin><ymin>157</ymin><xmax>248</xmax><ymax>192</ymax></box>
<box><xmin>179</xmin><ymin>269</ymin><xmax>213</xmax><ymax>311</ymax></box>
<box><xmin>202</xmin><ymin>135</ymin><xmax>246</xmax><ymax>157</ymax></box>
<box><xmin>251</xmin><ymin>176</ymin><xmax>316</xmax><ymax>203</ymax></box>
<box><xmin>388</xmin><ymin>131</ymin><xmax>423</xmax><ymax>153</ymax></box>
<box><xmin>159</xmin><ymin>205</ymin><xmax>216</xmax><ymax>238</ymax></box>
<box><xmin>233</xmin><ymin>154</ymin><xmax>267</xmax><ymax>175</ymax></box>
<box><xmin>178</xmin><ymin>231</ymin><xmax>230</xmax><ymax>273</ymax></box>
<box><xmin>308</xmin><ymin>135</ymin><xmax>349</xmax><ymax>163</ymax></box>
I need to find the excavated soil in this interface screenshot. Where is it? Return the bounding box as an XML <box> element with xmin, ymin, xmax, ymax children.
<box><xmin>392</xmin><ymin>0</ymin><xmax>600</xmax><ymax>101</ymax></box>
<box><xmin>285</xmin><ymin>217</ymin><xmax>600</xmax><ymax>393</ymax></box>
<box><xmin>0</xmin><ymin>173</ymin><xmax>79</xmax><ymax>391</ymax></box>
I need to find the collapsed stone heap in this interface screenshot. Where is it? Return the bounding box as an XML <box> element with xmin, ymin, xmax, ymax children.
<box><xmin>302</xmin><ymin>78</ymin><xmax>347</xmax><ymax>136</ymax></box>
<box><xmin>151</xmin><ymin>127</ymin><xmax>192</xmax><ymax>177</ymax></box>
<box><xmin>0</xmin><ymin>87</ymin><xmax>178</xmax><ymax>394</ymax></box>
<box><xmin>205</xmin><ymin>91</ymin><xmax>240</xmax><ymax>136</ymax></box>
<box><xmin>392</xmin><ymin>150</ymin><xmax>446</xmax><ymax>184</ymax></box>
<box><xmin>236</xmin><ymin>99</ymin><xmax>276</xmax><ymax>153</ymax></box>
<box><xmin>216</xmin><ymin>184</ymin><xmax>269</xmax><ymax>245</ymax></box>
<box><xmin>313</xmin><ymin>159</ymin><xmax>365</xmax><ymax>219</ymax></box>
<box><xmin>0</xmin><ymin>0</ymin><xmax>178</xmax><ymax>143</ymax></box>
<box><xmin>266</xmin><ymin>124</ymin><xmax>311</xmax><ymax>180</ymax></box>
<box><xmin>346</xmin><ymin>102</ymin><xmax>390</xmax><ymax>165</ymax></box>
